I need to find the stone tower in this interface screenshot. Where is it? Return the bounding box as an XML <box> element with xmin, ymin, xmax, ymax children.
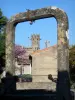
<box><xmin>45</xmin><ymin>40</ymin><xmax>50</xmax><ymax>48</ymax></box>
<box><xmin>31</xmin><ymin>34</ymin><xmax>40</xmax><ymax>51</ymax></box>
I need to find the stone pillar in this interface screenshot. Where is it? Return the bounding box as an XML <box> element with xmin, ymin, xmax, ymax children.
<box><xmin>56</xmin><ymin>13</ymin><xmax>71</xmax><ymax>100</ymax></box>
<box><xmin>6</xmin><ymin>21</ymin><xmax>15</xmax><ymax>76</ymax></box>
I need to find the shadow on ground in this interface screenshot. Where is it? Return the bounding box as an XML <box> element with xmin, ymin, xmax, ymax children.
<box><xmin>0</xmin><ymin>88</ymin><xmax>74</xmax><ymax>100</ymax></box>
<box><xmin>0</xmin><ymin>71</ymin><xmax>74</xmax><ymax>100</ymax></box>
<box><xmin>0</xmin><ymin>89</ymin><xmax>56</xmax><ymax>100</ymax></box>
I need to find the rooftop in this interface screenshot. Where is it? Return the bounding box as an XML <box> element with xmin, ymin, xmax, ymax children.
<box><xmin>31</xmin><ymin>45</ymin><xmax>57</xmax><ymax>55</ymax></box>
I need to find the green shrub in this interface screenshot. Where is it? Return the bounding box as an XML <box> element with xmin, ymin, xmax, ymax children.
<box><xmin>18</xmin><ymin>74</ymin><xmax>32</xmax><ymax>78</ymax></box>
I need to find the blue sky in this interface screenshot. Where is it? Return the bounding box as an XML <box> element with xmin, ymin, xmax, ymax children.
<box><xmin>0</xmin><ymin>0</ymin><xmax>75</xmax><ymax>49</ymax></box>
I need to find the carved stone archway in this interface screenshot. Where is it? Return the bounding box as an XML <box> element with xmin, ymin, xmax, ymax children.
<box><xmin>6</xmin><ymin>6</ymin><xmax>71</xmax><ymax>99</ymax></box>
<box><xmin>6</xmin><ymin>6</ymin><xmax>69</xmax><ymax>76</ymax></box>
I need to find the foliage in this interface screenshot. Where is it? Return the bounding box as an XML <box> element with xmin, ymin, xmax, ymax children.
<box><xmin>0</xmin><ymin>33</ymin><xmax>5</xmax><ymax>57</ymax></box>
<box><xmin>0</xmin><ymin>8</ymin><xmax>7</xmax><ymax>33</ymax></box>
<box><xmin>15</xmin><ymin>45</ymin><xmax>27</xmax><ymax>58</ymax></box>
<box><xmin>18</xmin><ymin>74</ymin><xmax>32</xmax><ymax>78</ymax></box>
<box><xmin>0</xmin><ymin>8</ymin><xmax>7</xmax><ymax>57</ymax></box>
<box><xmin>69</xmin><ymin>45</ymin><xmax>75</xmax><ymax>84</ymax></box>
<box><xmin>18</xmin><ymin>74</ymin><xmax>32</xmax><ymax>82</ymax></box>
<box><xmin>69</xmin><ymin>45</ymin><xmax>75</xmax><ymax>73</ymax></box>
<box><xmin>0</xmin><ymin>8</ymin><xmax>7</xmax><ymax>73</ymax></box>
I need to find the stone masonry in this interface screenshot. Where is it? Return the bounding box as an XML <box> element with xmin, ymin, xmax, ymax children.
<box><xmin>5</xmin><ymin>7</ymin><xmax>70</xmax><ymax>97</ymax></box>
<box><xmin>31</xmin><ymin>45</ymin><xmax>57</xmax><ymax>82</ymax></box>
<box><xmin>6</xmin><ymin>6</ymin><xmax>69</xmax><ymax>75</ymax></box>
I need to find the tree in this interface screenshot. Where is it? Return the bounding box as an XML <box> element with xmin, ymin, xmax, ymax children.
<box><xmin>69</xmin><ymin>45</ymin><xmax>75</xmax><ymax>84</ymax></box>
<box><xmin>69</xmin><ymin>45</ymin><xmax>75</xmax><ymax>72</ymax></box>
<box><xmin>0</xmin><ymin>8</ymin><xmax>7</xmax><ymax>33</ymax></box>
<box><xmin>0</xmin><ymin>8</ymin><xmax>7</xmax><ymax>74</ymax></box>
<box><xmin>15</xmin><ymin>45</ymin><xmax>27</xmax><ymax>58</ymax></box>
<box><xmin>15</xmin><ymin>45</ymin><xmax>28</xmax><ymax>78</ymax></box>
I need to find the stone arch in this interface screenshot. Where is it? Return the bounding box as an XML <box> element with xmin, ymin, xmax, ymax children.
<box><xmin>6</xmin><ymin>6</ymin><xmax>69</xmax><ymax>76</ymax></box>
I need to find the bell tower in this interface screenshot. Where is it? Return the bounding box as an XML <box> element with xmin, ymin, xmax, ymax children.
<box><xmin>31</xmin><ymin>34</ymin><xmax>41</xmax><ymax>51</ymax></box>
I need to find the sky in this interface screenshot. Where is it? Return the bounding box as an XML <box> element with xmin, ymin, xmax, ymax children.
<box><xmin>0</xmin><ymin>0</ymin><xmax>75</xmax><ymax>49</ymax></box>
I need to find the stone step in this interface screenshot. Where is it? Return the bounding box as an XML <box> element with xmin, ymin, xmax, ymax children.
<box><xmin>16</xmin><ymin>82</ymin><xmax>56</xmax><ymax>91</ymax></box>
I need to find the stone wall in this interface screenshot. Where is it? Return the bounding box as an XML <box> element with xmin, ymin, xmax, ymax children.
<box><xmin>31</xmin><ymin>45</ymin><xmax>57</xmax><ymax>82</ymax></box>
<box><xmin>25</xmin><ymin>47</ymin><xmax>33</xmax><ymax>54</ymax></box>
<box><xmin>15</xmin><ymin>61</ymin><xmax>31</xmax><ymax>75</ymax></box>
